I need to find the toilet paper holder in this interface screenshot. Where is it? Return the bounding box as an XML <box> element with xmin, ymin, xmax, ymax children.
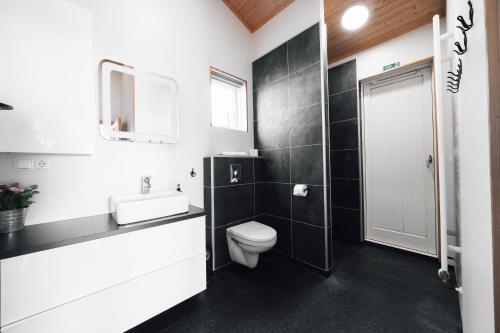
<box><xmin>293</xmin><ymin>184</ymin><xmax>309</xmax><ymax>197</ymax></box>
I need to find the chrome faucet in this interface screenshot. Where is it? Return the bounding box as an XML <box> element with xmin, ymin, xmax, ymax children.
<box><xmin>142</xmin><ymin>175</ymin><xmax>152</xmax><ymax>194</ymax></box>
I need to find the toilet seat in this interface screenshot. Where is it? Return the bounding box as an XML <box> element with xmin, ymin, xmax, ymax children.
<box><xmin>227</xmin><ymin>221</ymin><xmax>276</xmax><ymax>245</ymax></box>
<box><xmin>226</xmin><ymin>221</ymin><xmax>277</xmax><ymax>268</ymax></box>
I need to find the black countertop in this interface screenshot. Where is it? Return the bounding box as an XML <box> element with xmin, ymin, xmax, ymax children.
<box><xmin>0</xmin><ymin>205</ymin><xmax>205</xmax><ymax>260</ymax></box>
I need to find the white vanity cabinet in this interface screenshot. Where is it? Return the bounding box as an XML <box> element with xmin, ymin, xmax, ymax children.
<box><xmin>0</xmin><ymin>216</ymin><xmax>206</xmax><ymax>333</ymax></box>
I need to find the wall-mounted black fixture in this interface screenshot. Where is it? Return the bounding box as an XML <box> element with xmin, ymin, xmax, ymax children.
<box><xmin>190</xmin><ymin>168</ymin><xmax>197</xmax><ymax>177</ymax></box>
<box><xmin>453</xmin><ymin>0</ymin><xmax>473</xmax><ymax>55</ymax></box>
<box><xmin>457</xmin><ymin>1</ymin><xmax>474</xmax><ymax>32</ymax></box>
<box><xmin>447</xmin><ymin>59</ymin><xmax>463</xmax><ymax>94</ymax></box>
<box><xmin>447</xmin><ymin>1</ymin><xmax>474</xmax><ymax>94</ymax></box>
<box><xmin>453</xmin><ymin>28</ymin><xmax>468</xmax><ymax>55</ymax></box>
<box><xmin>0</xmin><ymin>103</ymin><xmax>14</xmax><ymax>110</ymax></box>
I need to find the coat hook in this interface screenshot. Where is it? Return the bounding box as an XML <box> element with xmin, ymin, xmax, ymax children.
<box><xmin>190</xmin><ymin>168</ymin><xmax>197</xmax><ymax>177</ymax></box>
<box><xmin>457</xmin><ymin>0</ymin><xmax>474</xmax><ymax>31</ymax></box>
<box><xmin>0</xmin><ymin>103</ymin><xmax>14</xmax><ymax>110</ymax></box>
<box><xmin>453</xmin><ymin>28</ymin><xmax>468</xmax><ymax>55</ymax></box>
<box><xmin>446</xmin><ymin>59</ymin><xmax>463</xmax><ymax>94</ymax></box>
<box><xmin>447</xmin><ymin>59</ymin><xmax>463</xmax><ymax>77</ymax></box>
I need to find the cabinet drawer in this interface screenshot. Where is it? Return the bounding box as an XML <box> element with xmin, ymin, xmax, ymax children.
<box><xmin>1</xmin><ymin>216</ymin><xmax>205</xmax><ymax>326</ymax></box>
<box><xmin>2</xmin><ymin>253</ymin><xmax>206</xmax><ymax>333</ymax></box>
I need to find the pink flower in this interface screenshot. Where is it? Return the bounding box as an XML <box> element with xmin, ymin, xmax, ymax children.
<box><xmin>8</xmin><ymin>187</ymin><xmax>24</xmax><ymax>193</ymax></box>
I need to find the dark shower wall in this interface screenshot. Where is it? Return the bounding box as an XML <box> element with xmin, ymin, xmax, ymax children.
<box><xmin>252</xmin><ymin>23</ymin><xmax>332</xmax><ymax>271</ymax></box>
<box><xmin>328</xmin><ymin>60</ymin><xmax>363</xmax><ymax>242</ymax></box>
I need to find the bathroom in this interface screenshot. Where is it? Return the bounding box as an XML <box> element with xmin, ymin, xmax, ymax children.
<box><xmin>0</xmin><ymin>0</ymin><xmax>497</xmax><ymax>332</ymax></box>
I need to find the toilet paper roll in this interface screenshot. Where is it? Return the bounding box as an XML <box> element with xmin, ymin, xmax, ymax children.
<box><xmin>293</xmin><ymin>184</ymin><xmax>309</xmax><ymax>197</ymax></box>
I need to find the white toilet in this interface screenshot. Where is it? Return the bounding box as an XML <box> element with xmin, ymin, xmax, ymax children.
<box><xmin>226</xmin><ymin>221</ymin><xmax>277</xmax><ymax>268</ymax></box>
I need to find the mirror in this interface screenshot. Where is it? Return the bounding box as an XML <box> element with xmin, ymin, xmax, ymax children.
<box><xmin>100</xmin><ymin>60</ymin><xmax>179</xmax><ymax>144</ymax></box>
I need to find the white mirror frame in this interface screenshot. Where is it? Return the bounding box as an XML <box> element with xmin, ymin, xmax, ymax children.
<box><xmin>100</xmin><ymin>62</ymin><xmax>179</xmax><ymax>144</ymax></box>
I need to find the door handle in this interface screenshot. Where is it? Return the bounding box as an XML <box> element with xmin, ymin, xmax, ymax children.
<box><xmin>427</xmin><ymin>155</ymin><xmax>433</xmax><ymax>167</ymax></box>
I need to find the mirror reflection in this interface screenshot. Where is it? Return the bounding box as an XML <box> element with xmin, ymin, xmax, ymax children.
<box><xmin>100</xmin><ymin>60</ymin><xmax>179</xmax><ymax>144</ymax></box>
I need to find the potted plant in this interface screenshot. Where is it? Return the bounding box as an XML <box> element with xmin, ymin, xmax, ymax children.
<box><xmin>0</xmin><ymin>183</ymin><xmax>39</xmax><ymax>233</ymax></box>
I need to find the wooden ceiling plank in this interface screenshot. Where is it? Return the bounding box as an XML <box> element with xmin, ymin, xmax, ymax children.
<box><xmin>329</xmin><ymin>15</ymin><xmax>438</xmax><ymax>62</ymax></box>
<box><xmin>327</xmin><ymin>3</ymin><xmax>418</xmax><ymax>38</ymax></box>
<box><xmin>246</xmin><ymin>0</ymin><xmax>294</xmax><ymax>31</ymax></box>
<box><xmin>329</xmin><ymin>9</ymin><xmax>440</xmax><ymax>61</ymax></box>
<box><xmin>325</xmin><ymin>0</ymin><xmax>445</xmax><ymax>64</ymax></box>
<box><xmin>328</xmin><ymin>3</ymin><xmax>440</xmax><ymax>51</ymax></box>
<box><xmin>327</xmin><ymin>0</ymin><xmax>435</xmax><ymax>32</ymax></box>
<box><xmin>326</xmin><ymin>0</ymin><xmax>419</xmax><ymax>40</ymax></box>
<box><xmin>222</xmin><ymin>0</ymin><xmax>294</xmax><ymax>33</ymax></box>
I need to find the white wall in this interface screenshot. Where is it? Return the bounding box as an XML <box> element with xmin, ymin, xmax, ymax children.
<box><xmin>252</xmin><ymin>0</ymin><xmax>321</xmax><ymax>61</ymax></box>
<box><xmin>330</xmin><ymin>22</ymin><xmax>435</xmax><ymax>78</ymax></box>
<box><xmin>0</xmin><ymin>0</ymin><xmax>254</xmax><ymax>225</ymax></box>
<box><xmin>0</xmin><ymin>0</ymin><xmax>94</xmax><ymax>155</ymax></box>
<box><xmin>451</xmin><ymin>0</ymin><xmax>495</xmax><ymax>331</ymax></box>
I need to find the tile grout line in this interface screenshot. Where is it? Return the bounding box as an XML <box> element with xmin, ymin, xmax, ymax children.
<box><xmin>254</xmin><ymin>60</ymin><xmax>321</xmax><ymax>92</ymax></box>
<box><xmin>212</xmin><ymin>183</ymin><xmax>255</xmax><ymax>189</ymax></box>
<box><xmin>288</xmin><ymin>59</ymin><xmax>320</xmax><ymax>76</ymax></box>
<box><xmin>254</xmin><ymin>102</ymin><xmax>323</xmax><ymax>123</ymax></box>
<box><xmin>293</xmin><ymin>219</ymin><xmax>327</xmax><ymax>229</ymax></box>
<box><xmin>255</xmin><ymin>181</ymin><xmax>327</xmax><ymax>186</ymax></box>
<box><xmin>253</xmin><ymin>75</ymin><xmax>288</xmax><ymax>93</ymax></box>
<box><xmin>328</xmin><ymin>87</ymin><xmax>357</xmax><ymax>97</ymax></box>
<box><xmin>332</xmin><ymin>205</ymin><xmax>361</xmax><ymax>211</ymax></box>
<box><xmin>258</xmin><ymin>143</ymin><xmax>324</xmax><ymax>151</ymax></box>
<box><xmin>214</xmin><ymin>216</ymin><xmax>257</xmax><ymax>230</ymax></box>
<box><xmin>331</xmin><ymin>148</ymin><xmax>359</xmax><ymax>152</ymax></box>
<box><xmin>330</xmin><ymin>117</ymin><xmax>359</xmax><ymax>124</ymax></box>
<box><xmin>263</xmin><ymin>212</ymin><xmax>327</xmax><ymax>229</ymax></box>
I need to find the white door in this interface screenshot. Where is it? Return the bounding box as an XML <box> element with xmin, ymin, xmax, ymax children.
<box><xmin>362</xmin><ymin>66</ymin><xmax>436</xmax><ymax>256</ymax></box>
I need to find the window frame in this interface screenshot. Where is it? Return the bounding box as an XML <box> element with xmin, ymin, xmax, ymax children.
<box><xmin>209</xmin><ymin>66</ymin><xmax>248</xmax><ymax>132</ymax></box>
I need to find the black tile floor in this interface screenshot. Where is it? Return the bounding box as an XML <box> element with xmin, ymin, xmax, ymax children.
<box><xmin>129</xmin><ymin>241</ymin><xmax>462</xmax><ymax>333</ymax></box>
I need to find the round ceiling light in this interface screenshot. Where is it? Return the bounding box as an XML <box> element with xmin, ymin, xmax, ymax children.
<box><xmin>341</xmin><ymin>3</ymin><xmax>369</xmax><ymax>31</ymax></box>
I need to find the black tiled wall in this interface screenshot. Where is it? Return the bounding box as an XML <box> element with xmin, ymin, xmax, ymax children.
<box><xmin>252</xmin><ymin>23</ymin><xmax>332</xmax><ymax>271</ymax></box>
<box><xmin>204</xmin><ymin>156</ymin><xmax>260</xmax><ymax>270</ymax></box>
<box><xmin>328</xmin><ymin>60</ymin><xmax>363</xmax><ymax>242</ymax></box>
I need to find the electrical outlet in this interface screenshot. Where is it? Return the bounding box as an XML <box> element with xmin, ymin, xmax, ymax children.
<box><xmin>15</xmin><ymin>158</ymin><xmax>33</xmax><ymax>170</ymax></box>
<box><xmin>34</xmin><ymin>159</ymin><xmax>49</xmax><ymax>170</ymax></box>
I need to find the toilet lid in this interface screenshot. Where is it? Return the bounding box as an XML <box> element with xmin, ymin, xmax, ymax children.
<box><xmin>227</xmin><ymin>221</ymin><xmax>277</xmax><ymax>242</ymax></box>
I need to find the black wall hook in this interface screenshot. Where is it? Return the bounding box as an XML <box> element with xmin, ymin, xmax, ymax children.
<box><xmin>446</xmin><ymin>1</ymin><xmax>474</xmax><ymax>94</ymax></box>
<box><xmin>457</xmin><ymin>0</ymin><xmax>474</xmax><ymax>31</ymax></box>
<box><xmin>190</xmin><ymin>168</ymin><xmax>197</xmax><ymax>177</ymax></box>
<box><xmin>0</xmin><ymin>103</ymin><xmax>14</xmax><ymax>110</ymax></box>
<box><xmin>453</xmin><ymin>28</ymin><xmax>468</xmax><ymax>55</ymax></box>
<box><xmin>447</xmin><ymin>59</ymin><xmax>463</xmax><ymax>94</ymax></box>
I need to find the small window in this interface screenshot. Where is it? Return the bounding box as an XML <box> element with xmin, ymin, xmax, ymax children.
<box><xmin>210</xmin><ymin>67</ymin><xmax>247</xmax><ymax>132</ymax></box>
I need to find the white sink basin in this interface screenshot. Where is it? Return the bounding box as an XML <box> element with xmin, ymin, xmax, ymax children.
<box><xmin>110</xmin><ymin>190</ymin><xmax>189</xmax><ymax>225</ymax></box>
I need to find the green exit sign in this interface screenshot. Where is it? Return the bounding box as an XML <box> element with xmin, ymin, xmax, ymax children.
<box><xmin>383</xmin><ymin>62</ymin><xmax>400</xmax><ymax>71</ymax></box>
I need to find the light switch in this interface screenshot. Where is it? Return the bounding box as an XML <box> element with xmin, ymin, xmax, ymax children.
<box><xmin>16</xmin><ymin>158</ymin><xmax>33</xmax><ymax>170</ymax></box>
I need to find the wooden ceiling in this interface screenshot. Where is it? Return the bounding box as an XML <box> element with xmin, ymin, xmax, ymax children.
<box><xmin>223</xmin><ymin>0</ymin><xmax>294</xmax><ymax>33</ymax></box>
<box><xmin>325</xmin><ymin>0</ymin><xmax>446</xmax><ymax>63</ymax></box>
